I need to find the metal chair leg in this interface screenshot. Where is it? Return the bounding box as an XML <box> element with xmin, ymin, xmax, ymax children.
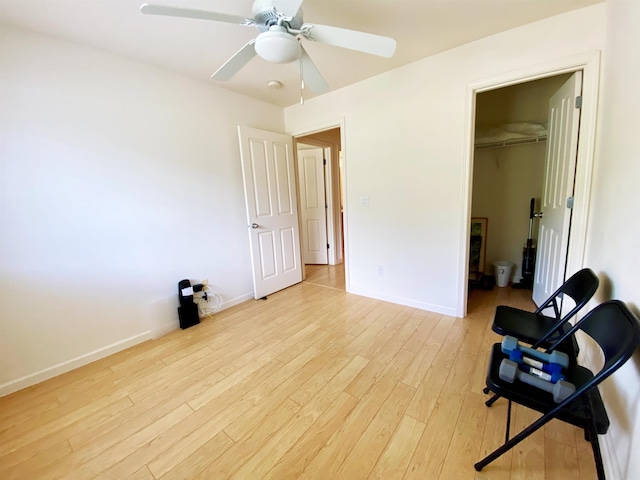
<box><xmin>505</xmin><ymin>400</ymin><xmax>512</xmax><ymax>443</ymax></box>
<box><xmin>485</xmin><ymin>393</ymin><xmax>501</xmax><ymax>407</ymax></box>
<box><xmin>475</xmin><ymin>406</ymin><xmax>557</xmax><ymax>471</ymax></box>
<box><xmin>588</xmin><ymin>423</ymin><xmax>605</xmax><ymax>480</ymax></box>
<box><xmin>583</xmin><ymin>396</ymin><xmax>606</xmax><ymax>480</ymax></box>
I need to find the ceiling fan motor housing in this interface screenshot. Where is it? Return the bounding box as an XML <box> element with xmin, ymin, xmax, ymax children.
<box><xmin>252</xmin><ymin>0</ymin><xmax>304</xmax><ymax>32</ymax></box>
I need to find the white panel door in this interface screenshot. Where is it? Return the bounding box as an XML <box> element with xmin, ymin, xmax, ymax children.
<box><xmin>238</xmin><ymin>126</ymin><xmax>302</xmax><ymax>299</ymax></box>
<box><xmin>297</xmin><ymin>147</ymin><xmax>328</xmax><ymax>264</ymax></box>
<box><xmin>532</xmin><ymin>72</ymin><xmax>582</xmax><ymax>306</ymax></box>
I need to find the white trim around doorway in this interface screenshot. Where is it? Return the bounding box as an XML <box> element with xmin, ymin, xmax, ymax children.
<box><xmin>458</xmin><ymin>51</ymin><xmax>601</xmax><ymax>318</ymax></box>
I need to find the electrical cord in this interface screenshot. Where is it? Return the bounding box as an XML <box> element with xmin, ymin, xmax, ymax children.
<box><xmin>194</xmin><ymin>284</ymin><xmax>221</xmax><ymax>317</ymax></box>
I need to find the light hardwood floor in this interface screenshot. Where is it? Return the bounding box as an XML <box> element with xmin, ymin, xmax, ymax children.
<box><xmin>0</xmin><ymin>278</ymin><xmax>596</xmax><ymax>479</ymax></box>
<box><xmin>304</xmin><ymin>263</ymin><xmax>346</xmax><ymax>291</ymax></box>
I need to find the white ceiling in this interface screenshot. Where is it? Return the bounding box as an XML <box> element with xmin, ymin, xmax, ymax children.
<box><xmin>0</xmin><ymin>0</ymin><xmax>601</xmax><ymax>107</ymax></box>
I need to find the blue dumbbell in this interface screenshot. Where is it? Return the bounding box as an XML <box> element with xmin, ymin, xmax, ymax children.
<box><xmin>501</xmin><ymin>335</ymin><xmax>569</xmax><ymax>369</ymax></box>
<box><xmin>499</xmin><ymin>359</ymin><xmax>575</xmax><ymax>403</ymax></box>
<box><xmin>508</xmin><ymin>349</ymin><xmax>565</xmax><ymax>383</ymax></box>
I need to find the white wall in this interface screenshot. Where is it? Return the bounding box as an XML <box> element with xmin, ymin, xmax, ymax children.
<box><xmin>583</xmin><ymin>1</ymin><xmax>640</xmax><ymax>478</ymax></box>
<box><xmin>285</xmin><ymin>4</ymin><xmax>606</xmax><ymax>316</ymax></box>
<box><xmin>0</xmin><ymin>25</ymin><xmax>284</xmax><ymax>395</ymax></box>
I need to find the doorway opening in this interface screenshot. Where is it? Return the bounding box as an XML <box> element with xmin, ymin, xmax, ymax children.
<box><xmin>470</xmin><ymin>73</ymin><xmax>573</xmax><ymax>295</ymax></box>
<box><xmin>295</xmin><ymin>127</ymin><xmax>345</xmax><ymax>291</ymax></box>
<box><xmin>459</xmin><ymin>52</ymin><xmax>601</xmax><ymax>317</ymax></box>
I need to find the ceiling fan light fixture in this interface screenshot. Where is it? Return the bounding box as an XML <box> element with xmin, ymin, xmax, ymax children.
<box><xmin>255</xmin><ymin>26</ymin><xmax>301</xmax><ymax>64</ymax></box>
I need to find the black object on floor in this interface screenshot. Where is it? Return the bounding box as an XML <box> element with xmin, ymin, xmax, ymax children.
<box><xmin>512</xmin><ymin>198</ymin><xmax>538</xmax><ymax>290</ymax></box>
<box><xmin>469</xmin><ymin>274</ymin><xmax>494</xmax><ymax>291</ymax></box>
<box><xmin>178</xmin><ymin>279</ymin><xmax>200</xmax><ymax>329</ymax></box>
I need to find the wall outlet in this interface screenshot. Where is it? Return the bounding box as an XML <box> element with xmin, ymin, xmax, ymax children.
<box><xmin>360</xmin><ymin>196</ymin><xmax>369</xmax><ymax>207</ymax></box>
<box><xmin>377</xmin><ymin>266</ymin><xmax>384</xmax><ymax>277</ymax></box>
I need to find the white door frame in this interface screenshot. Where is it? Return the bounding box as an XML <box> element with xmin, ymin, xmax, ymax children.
<box><xmin>458</xmin><ymin>51</ymin><xmax>601</xmax><ymax>317</ymax></box>
<box><xmin>289</xmin><ymin>119</ymin><xmax>348</xmax><ymax>290</ymax></box>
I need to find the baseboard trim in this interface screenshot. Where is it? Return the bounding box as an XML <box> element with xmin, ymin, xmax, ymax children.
<box><xmin>1</xmin><ymin>292</ymin><xmax>283</xmax><ymax>397</ymax></box>
<box><xmin>151</xmin><ymin>293</ymin><xmax>254</xmax><ymax>338</ymax></box>
<box><xmin>222</xmin><ymin>292</ymin><xmax>255</xmax><ymax>309</ymax></box>
<box><xmin>600</xmin><ymin>431</ymin><xmax>620</xmax><ymax>480</ymax></box>
<box><xmin>0</xmin><ymin>331</ymin><xmax>153</xmax><ymax>397</ymax></box>
<box><xmin>348</xmin><ymin>287</ymin><xmax>458</xmax><ymax>317</ymax></box>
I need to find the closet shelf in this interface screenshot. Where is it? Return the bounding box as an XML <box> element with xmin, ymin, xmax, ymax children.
<box><xmin>475</xmin><ymin>135</ymin><xmax>547</xmax><ymax>149</ymax></box>
<box><xmin>475</xmin><ymin>121</ymin><xmax>547</xmax><ymax>150</ymax></box>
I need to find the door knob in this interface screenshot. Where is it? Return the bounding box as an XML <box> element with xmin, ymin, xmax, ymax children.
<box><xmin>250</xmin><ymin>223</ymin><xmax>259</xmax><ymax>229</ymax></box>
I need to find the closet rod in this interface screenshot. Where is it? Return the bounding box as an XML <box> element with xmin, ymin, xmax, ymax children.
<box><xmin>475</xmin><ymin>136</ymin><xmax>547</xmax><ymax>150</ymax></box>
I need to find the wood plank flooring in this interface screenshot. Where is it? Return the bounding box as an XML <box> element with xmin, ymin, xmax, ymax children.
<box><xmin>304</xmin><ymin>263</ymin><xmax>346</xmax><ymax>291</ymax></box>
<box><xmin>0</xmin><ymin>274</ymin><xmax>596</xmax><ymax>479</ymax></box>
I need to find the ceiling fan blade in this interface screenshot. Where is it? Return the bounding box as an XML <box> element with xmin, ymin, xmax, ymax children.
<box><xmin>140</xmin><ymin>4</ymin><xmax>255</xmax><ymax>26</ymax></box>
<box><xmin>302</xmin><ymin>23</ymin><xmax>397</xmax><ymax>58</ymax></box>
<box><xmin>300</xmin><ymin>46</ymin><xmax>329</xmax><ymax>95</ymax></box>
<box><xmin>273</xmin><ymin>0</ymin><xmax>304</xmax><ymax>18</ymax></box>
<box><xmin>211</xmin><ymin>40</ymin><xmax>257</xmax><ymax>81</ymax></box>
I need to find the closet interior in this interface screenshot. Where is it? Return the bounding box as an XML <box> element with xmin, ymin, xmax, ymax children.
<box><xmin>471</xmin><ymin>73</ymin><xmax>571</xmax><ymax>286</ymax></box>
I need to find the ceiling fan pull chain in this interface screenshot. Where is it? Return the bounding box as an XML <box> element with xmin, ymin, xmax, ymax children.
<box><xmin>299</xmin><ymin>39</ymin><xmax>305</xmax><ymax>105</ymax></box>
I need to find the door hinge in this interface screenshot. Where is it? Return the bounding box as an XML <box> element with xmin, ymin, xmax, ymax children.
<box><xmin>325</xmin><ymin>203</ymin><xmax>328</xmax><ymax>208</ymax></box>
<box><xmin>575</xmin><ymin>95</ymin><xmax>582</xmax><ymax>109</ymax></box>
<box><xmin>566</xmin><ymin>196</ymin><xmax>574</xmax><ymax>209</ymax></box>
<box><xmin>323</xmin><ymin>159</ymin><xmax>327</xmax><ymax>165</ymax></box>
<box><xmin>327</xmin><ymin>243</ymin><xmax>330</xmax><ymax>249</ymax></box>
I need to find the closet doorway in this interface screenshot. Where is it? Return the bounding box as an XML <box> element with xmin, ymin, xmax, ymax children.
<box><xmin>471</xmin><ymin>74</ymin><xmax>573</xmax><ymax>290</ymax></box>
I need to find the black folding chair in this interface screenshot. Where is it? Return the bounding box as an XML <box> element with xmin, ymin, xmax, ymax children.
<box><xmin>492</xmin><ymin>268</ymin><xmax>599</xmax><ymax>349</ymax></box>
<box><xmin>483</xmin><ymin>268</ymin><xmax>599</xmax><ymax>408</ymax></box>
<box><xmin>475</xmin><ymin>300</ymin><xmax>640</xmax><ymax>480</ymax></box>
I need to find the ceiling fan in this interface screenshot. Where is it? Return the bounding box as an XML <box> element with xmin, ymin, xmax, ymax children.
<box><xmin>140</xmin><ymin>1</ymin><xmax>397</xmax><ymax>95</ymax></box>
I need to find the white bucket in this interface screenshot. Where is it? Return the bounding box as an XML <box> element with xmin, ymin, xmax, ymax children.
<box><xmin>493</xmin><ymin>261</ymin><xmax>514</xmax><ymax>287</ymax></box>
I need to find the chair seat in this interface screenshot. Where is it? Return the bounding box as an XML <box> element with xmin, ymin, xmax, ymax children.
<box><xmin>485</xmin><ymin>343</ymin><xmax>610</xmax><ymax>434</ymax></box>
<box><xmin>492</xmin><ymin>305</ymin><xmax>574</xmax><ymax>344</ymax></box>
